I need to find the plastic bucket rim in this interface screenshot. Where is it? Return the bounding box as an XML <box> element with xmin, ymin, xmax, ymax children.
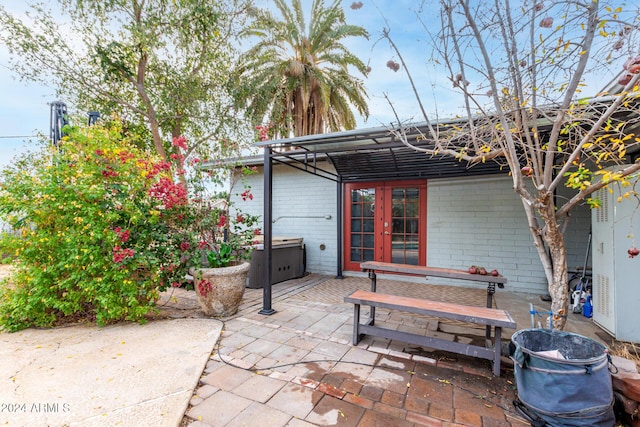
<box><xmin>511</xmin><ymin>328</ymin><xmax>608</xmax><ymax>362</ymax></box>
<box><xmin>511</xmin><ymin>355</ymin><xmax>610</xmax><ymax>373</ymax></box>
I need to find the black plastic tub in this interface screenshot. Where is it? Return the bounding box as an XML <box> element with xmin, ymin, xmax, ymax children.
<box><xmin>510</xmin><ymin>328</ymin><xmax>614</xmax><ymax>427</ymax></box>
<box><xmin>247</xmin><ymin>236</ymin><xmax>305</xmax><ymax>289</ymax></box>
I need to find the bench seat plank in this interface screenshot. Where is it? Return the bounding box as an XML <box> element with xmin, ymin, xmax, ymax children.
<box><xmin>360</xmin><ymin>261</ymin><xmax>507</xmax><ymax>284</ymax></box>
<box><xmin>345</xmin><ymin>290</ymin><xmax>516</xmax><ymax>328</ymax></box>
<box><xmin>344</xmin><ymin>289</ymin><xmax>516</xmax><ymax>328</ymax></box>
<box><xmin>344</xmin><ymin>289</ymin><xmax>516</xmax><ymax>376</ymax></box>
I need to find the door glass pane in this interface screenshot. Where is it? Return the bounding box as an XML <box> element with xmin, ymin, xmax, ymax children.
<box><xmin>363</xmin><ymin>199</ymin><xmax>375</xmax><ymax>217</ymax></box>
<box><xmin>363</xmin><ymin>219</ymin><xmax>374</xmax><ymax>232</ymax></box>
<box><xmin>363</xmin><ymin>249</ymin><xmax>375</xmax><ymax>261</ymax></box>
<box><xmin>392</xmin><ymin>202</ymin><xmax>404</xmax><ymax>217</ymax></box>
<box><xmin>405</xmin><ymin>188</ymin><xmax>419</xmax><ymax>198</ymax></box>
<box><xmin>391</xmin><ymin>187</ymin><xmax>420</xmax><ymax>265</ymax></box>
<box><xmin>406</xmin><ymin>200</ymin><xmax>419</xmax><ymax>217</ymax></box>
<box><xmin>405</xmin><ymin>235</ymin><xmax>419</xmax><ymax>265</ymax></box>
<box><xmin>392</xmin><ymin>218</ymin><xmax>404</xmax><ymax>234</ymax></box>
<box><xmin>391</xmin><ymin>242</ymin><xmax>405</xmax><ymax>264</ymax></box>
<box><xmin>350</xmin><ymin>188</ymin><xmax>375</xmax><ymax>263</ymax></box>
<box><xmin>363</xmin><ymin>234</ymin><xmax>375</xmax><ymax>247</ymax></box>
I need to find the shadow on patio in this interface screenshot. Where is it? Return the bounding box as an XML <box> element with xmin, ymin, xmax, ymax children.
<box><xmin>166</xmin><ymin>273</ymin><xmax>606</xmax><ymax>427</ymax></box>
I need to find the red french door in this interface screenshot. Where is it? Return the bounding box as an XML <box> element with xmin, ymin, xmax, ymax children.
<box><xmin>344</xmin><ymin>180</ymin><xmax>427</xmax><ymax>271</ymax></box>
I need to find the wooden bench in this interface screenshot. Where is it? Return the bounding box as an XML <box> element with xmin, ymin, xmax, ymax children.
<box><xmin>344</xmin><ymin>289</ymin><xmax>517</xmax><ymax>376</ymax></box>
<box><xmin>361</xmin><ymin>261</ymin><xmax>509</xmax><ymax>345</ymax></box>
<box><xmin>360</xmin><ymin>261</ymin><xmax>507</xmax><ymax>309</ymax></box>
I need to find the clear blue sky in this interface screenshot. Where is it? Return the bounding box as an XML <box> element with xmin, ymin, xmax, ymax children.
<box><xmin>0</xmin><ymin>64</ymin><xmax>55</xmax><ymax>168</ymax></box>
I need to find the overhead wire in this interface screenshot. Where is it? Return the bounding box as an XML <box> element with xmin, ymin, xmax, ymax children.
<box><xmin>0</xmin><ymin>135</ymin><xmax>40</xmax><ymax>139</ymax></box>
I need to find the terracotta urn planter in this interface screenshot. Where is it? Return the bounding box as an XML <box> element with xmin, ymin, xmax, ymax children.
<box><xmin>190</xmin><ymin>261</ymin><xmax>250</xmax><ymax>317</ymax></box>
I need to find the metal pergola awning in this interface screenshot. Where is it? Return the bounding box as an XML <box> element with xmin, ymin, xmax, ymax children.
<box><xmin>253</xmin><ymin>119</ymin><xmax>511</xmax><ymax>315</ymax></box>
<box><xmin>253</xmin><ymin>96</ymin><xmax>640</xmax><ymax>315</ymax></box>
<box><xmin>253</xmin><ymin>120</ymin><xmax>506</xmax><ymax>184</ymax></box>
<box><xmin>250</xmin><ymin>91</ymin><xmax>640</xmax><ymax>183</ymax></box>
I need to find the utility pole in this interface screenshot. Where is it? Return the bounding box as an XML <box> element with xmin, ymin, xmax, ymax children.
<box><xmin>49</xmin><ymin>101</ymin><xmax>68</xmax><ymax>147</ymax></box>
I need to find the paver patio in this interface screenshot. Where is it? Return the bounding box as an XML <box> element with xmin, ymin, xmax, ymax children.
<box><xmin>157</xmin><ymin>273</ymin><xmax>606</xmax><ymax>427</ymax></box>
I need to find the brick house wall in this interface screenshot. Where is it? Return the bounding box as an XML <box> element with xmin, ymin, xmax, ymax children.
<box><xmin>232</xmin><ymin>161</ymin><xmax>591</xmax><ymax>295</ymax></box>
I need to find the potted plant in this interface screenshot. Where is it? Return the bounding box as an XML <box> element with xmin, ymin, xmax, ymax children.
<box><xmin>188</xmin><ymin>196</ymin><xmax>260</xmax><ymax>317</ymax></box>
<box><xmin>168</xmin><ymin>133</ymin><xmax>260</xmax><ymax>316</ymax></box>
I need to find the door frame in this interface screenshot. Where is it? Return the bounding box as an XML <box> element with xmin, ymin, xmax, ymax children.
<box><xmin>343</xmin><ymin>180</ymin><xmax>427</xmax><ymax>271</ymax></box>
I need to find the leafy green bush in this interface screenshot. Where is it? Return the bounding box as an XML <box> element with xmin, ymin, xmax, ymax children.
<box><xmin>0</xmin><ymin>121</ymin><xmax>195</xmax><ymax>331</ymax></box>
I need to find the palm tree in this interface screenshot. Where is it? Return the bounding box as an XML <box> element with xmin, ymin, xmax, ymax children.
<box><xmin>235</xmin><ymin>0</ymin><xmax>370</xmax><ymax>139</ymax></box>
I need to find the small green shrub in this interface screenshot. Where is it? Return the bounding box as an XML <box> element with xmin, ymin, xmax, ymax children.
<box><xmin>0</xmin><ymin>121</ymin><xmax>194</xmax><ymax>331</ymax></box>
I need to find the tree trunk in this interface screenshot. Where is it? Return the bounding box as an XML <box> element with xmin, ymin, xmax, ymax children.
<box><xmin>149</xmin><ymin>119</ymin><xmax>168</xmax><ymax>162</ymax></box>
<box><xmin>538</xmin><ymin>199</ymin><xmax>569</xmax><ymax>330</ymax></box>
<box><xmin>518</xmin><ymin>188</ymin><xmax>570</xmax><ymax>330</ymax></box>
<box><xmin>136</xmin><ymin>83</ymin><xmax>167</xmax><ymax>162</ymax></box>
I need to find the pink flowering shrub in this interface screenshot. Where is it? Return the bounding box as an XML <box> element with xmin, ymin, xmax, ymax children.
<box><xmin>0</xmin><ymin>121</ymin><xmax>197</xmax><ymax>331</ymax></box>
<box><xmin>171</xmin><ymin>136</ymin><xmax>260</xmax><ymax>269</ymax></box>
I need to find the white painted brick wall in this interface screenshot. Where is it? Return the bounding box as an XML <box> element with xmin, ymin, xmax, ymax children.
<box><xmin>427</xmin><ymin>176</ymin><xmax>547</xmax><ymax>293</ymax></box>
<box><xmin>231</xmin><ymin>163</ymin><xmax>338</xmax><ymax>275</ymax></box>
<box><xmin>234</xmin><ymin>164</ymin><xmax>591</xmax><ymax>295</ymax></box>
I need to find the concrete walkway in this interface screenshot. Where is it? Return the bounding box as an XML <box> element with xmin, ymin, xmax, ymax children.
<box><xmin>0</xmin><ymin>318</ymin><xmax>222</xmax><ymax>427</ymax></box>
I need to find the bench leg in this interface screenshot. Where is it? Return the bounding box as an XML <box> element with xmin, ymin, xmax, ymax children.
<box><xmin>493</xmin><ymin>326</ymin><xmax>502</xmax><ymax>376</ymax></box>
<box><xmin>368</xmin><ymin>270</ymin><xmax>377</xmax><ymax>322</ymax></box>
<box><xmin>368</xmin><ymin>270</ymin><xmax>377</xmax><ymax>292</ymax></box>
<box><xmin>352</xmin><ymin>303</ymin><xmax>361</xmax><ymax>345</ymax></box>
<box><xmin>485</xmin><ymin>283</ymin><xmax>495</xmax><ymax>344</ymax></box>
<box><xmin>486</xmin><ymin>282</ymin><xmax>495</xmax><ymax>308</ymax></box>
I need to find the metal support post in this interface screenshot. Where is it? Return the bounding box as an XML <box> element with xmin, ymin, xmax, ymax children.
<box><xmin>259</xmin><ymin>146</ymin><xmax>276</xmax><ymax>315</ymax></box>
